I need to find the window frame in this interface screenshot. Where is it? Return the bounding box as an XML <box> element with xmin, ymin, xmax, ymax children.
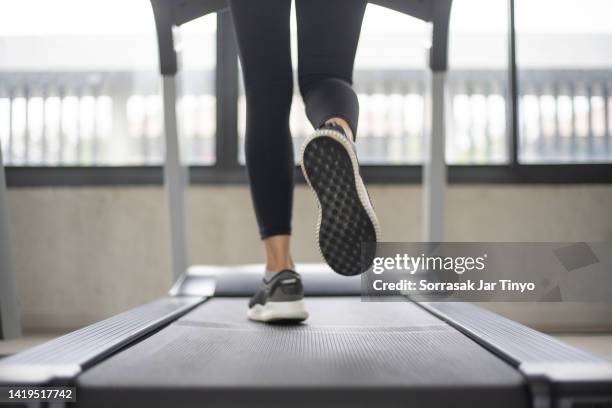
<box><xmin>5</xmin><ymin>2</ymin><xmax>612</xmax><ymax>187</ymax></box>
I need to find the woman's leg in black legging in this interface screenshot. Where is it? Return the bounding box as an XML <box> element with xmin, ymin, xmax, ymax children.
<box><xmin>229</xmin><ymin>0</ymin><xmax>295</xmax><ymax>272</ymax></box>
<box><xmin>296</xmin><ymin>0</ymin><xmax>367</xmax><ymax>138</ymax></box>
<box><xmin>229</xmin><ymin>0</ymin><xmax>294</xmax><ymax>234</ymax></box>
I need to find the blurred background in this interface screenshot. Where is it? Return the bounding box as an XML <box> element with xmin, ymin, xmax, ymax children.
<box><xmin>2</xmin><ymin>0</ymin><xmax>611</xmax><ymax>165</ymax></box>
<box><xmin>0</xmin><ymin>0</ymin><xmax>611</xmax><ymax>353</ymax></box>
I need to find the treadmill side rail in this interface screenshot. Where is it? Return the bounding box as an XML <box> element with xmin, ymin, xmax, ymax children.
<box><xmin>0</xmin><ymin>296</ymin><xmax>205</xmax><ymax>385</ymax></box>
<box><xmin>421</xmin><ymin>302</ymin><xmax>612</xmax><ymax>407</ymax></box>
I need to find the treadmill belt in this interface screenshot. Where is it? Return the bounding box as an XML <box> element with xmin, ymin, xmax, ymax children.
<box><xmin>77</xmin><ymin>298</ymin><xmax>529</xmax><ymax>408</ymax></box>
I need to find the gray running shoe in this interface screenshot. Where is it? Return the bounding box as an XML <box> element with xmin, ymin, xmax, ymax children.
<box><xmin>247</xmin><ymin>269</ymin><xmax>308</xmax><ymax>322</ymax></box>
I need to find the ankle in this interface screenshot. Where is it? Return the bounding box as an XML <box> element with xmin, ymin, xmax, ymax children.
<box><xmin>324</xmin><ymin>119</ymin><xmax>354</xmax><ymax>142</ymax></box>
<box><xmin>265</xmin><ymin>259</ymin><xmax>295</xmax><ymax>273</ymax></box>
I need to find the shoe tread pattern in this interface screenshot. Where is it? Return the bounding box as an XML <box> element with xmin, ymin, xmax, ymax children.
<box><xmin>302</xmin><ymin>137</ymin><xmax>376</xmax><ymax>276</ymax></box>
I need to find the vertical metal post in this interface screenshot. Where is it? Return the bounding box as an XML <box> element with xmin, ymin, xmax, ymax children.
<box><xmin>150</xmin><ymin>0</ymin><xmax>191</xmax><ymax>281</ymax></box>
<box><xmin>0</xmin><ymin>140</ymin><xmax>22</xmax><ymax>339</ymax></box>
<box><xmin>423</xmin><ymin>69</ymin><xmax>447</xmax><ymax>242</ymax></box>
<box><xmin>507</xmin><ymin>0</ymin><xmax>520</xmax><ymax>165</ymax></box>
<box><xmin>422</xmin><ymin>0</ymin><xmax>452</xmax><ymax>242</ymax></box>
<box><xmin>163</xmin><ymin>74</ymin><xmax>190</xmax><ymax>280</ymax></box>
<box><xmin>150</xmin><ymin>1</ymin><xmax>229</xmax><ymax>281</ymax></box>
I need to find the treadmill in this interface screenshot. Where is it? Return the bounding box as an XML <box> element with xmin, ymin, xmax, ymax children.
<box><xmin>1</xmin><ymin>1</ymin><xmax>612</xmax><ymax>407</ymax></box>
<box><xmin>1</xmin><ymin>265</ymin><xmax>612</xmax><ymax>407</ymax></box>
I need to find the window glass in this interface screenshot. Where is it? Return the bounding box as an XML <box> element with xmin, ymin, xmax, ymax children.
<box><xmin>516</xmin><ymin>0</ymin><xmax>612</xmax><ymax>163</ymax></box>
<box><xmin>0</xmin><ymin>0</ymin><xmax>216</xmax><ymax>166</ymax></box>
<box><xmin>448</xmin><ymin>0</ymin><xmax>509</xmax><ymax>164</ymax></box>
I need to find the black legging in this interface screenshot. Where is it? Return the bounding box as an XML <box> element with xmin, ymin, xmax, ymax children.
<box><xmin>229</xmin><ymin>0</ymin><xmax>367</xmax><ymax>239</ymax></box>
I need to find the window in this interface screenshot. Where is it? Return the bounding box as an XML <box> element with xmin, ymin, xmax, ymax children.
<box><xmin>0</xmin><ymin>0</ymin><xmax>216</xmax><ymax>166</ymax></box>
<box><xmin>516</xmin><ymin>0</ymin><xmax>612</xmax><ymax>163</ymax></box>
<box><xmin>448</xmin><ymin>0</ymin><xmax>508</xmax><ymax>164</ymax></box>
<box><xmin>1</xmin><ymin>0</ymin><xmax>611</xmax><ymax>185</ymax></box>
<box><xmin>352</xmin><ymin>5</ymin><xmax>428</xmax><ymax>164</ymax></box>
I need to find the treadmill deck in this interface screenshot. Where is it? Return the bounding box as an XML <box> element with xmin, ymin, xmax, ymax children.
<box><xmin>77</xmin><ymin>297</ymin><xmax>529</xmax><ymax>407</ymax></box>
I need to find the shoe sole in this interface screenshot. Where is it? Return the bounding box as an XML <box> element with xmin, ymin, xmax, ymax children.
<box><xmin>300</xmin><ymin>128</ymin><xmax>381</xmax><ymax>276</ymax></box>
<box><xmin>247</xmin><ymin>300</ymin><xmax>309</xmax><ymax>322</ymax></box>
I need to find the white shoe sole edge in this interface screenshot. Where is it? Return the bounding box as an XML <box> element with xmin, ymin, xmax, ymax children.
<box><xmin>247</xmin><ymin>300</ymin><xmax>309</xmax><ymax>322</ymax></box>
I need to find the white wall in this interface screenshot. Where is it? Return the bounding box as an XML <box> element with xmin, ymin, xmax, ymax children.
<box><xmin>7</xmin><ymin>184</ymin><xmax>612</xmax><ymax>332</ymax></box>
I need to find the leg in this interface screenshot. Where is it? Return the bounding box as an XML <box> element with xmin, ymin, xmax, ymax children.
<box><xmin>297</xmin><ymin>0</ymin><xmax>380</xmax><ymax>276</ymax></box>
<box><xmin>230</xmin><ymin>0</ymin><xmax>307</xmax><ymax>322</ymax></box>
<box><xmin>229</xmin><ymin>0</ymin><xmax>295</xmax><ymax>271</ymax></box>
<box><xmin>296</xmin><ymin>0</ymin><xmax>367</xmax><ymax>137</ymax></box>
<box><xmin>263</xmin><ymin>235</ymin><xmax>294</xmax><ymax>273</ymax></box>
